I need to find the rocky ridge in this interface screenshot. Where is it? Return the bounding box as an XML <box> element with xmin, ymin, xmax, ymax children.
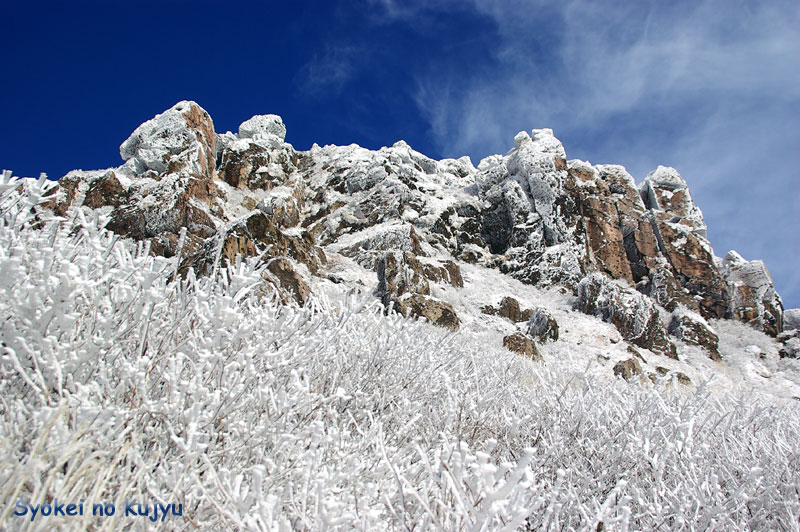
<box><xmin>32</xmin><ymin>101</ymin><xmax>798</xmax><ymax>382</ymax></box>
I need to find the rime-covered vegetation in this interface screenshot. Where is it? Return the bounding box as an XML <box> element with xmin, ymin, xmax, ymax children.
<box><xmin>1</xmin><ymin>173</ymin><xmax>799</xmax><ymax>531</ymax></box>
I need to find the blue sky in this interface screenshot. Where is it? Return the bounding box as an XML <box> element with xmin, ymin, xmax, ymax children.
<box><xmin>2</xmin><ymin>0</ymin><xmax>798</xmax><ymax>308</ymax></box>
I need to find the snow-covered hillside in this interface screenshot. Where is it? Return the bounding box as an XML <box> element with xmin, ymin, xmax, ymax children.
<box><xmin>1</xmin><ymin>170</ymin><xmax>799</xmax><ymax>530</ymax></box>
<box><xmin>2</xmin><ymin>99</ymin><xmax>800</xmax><ymax>530</ymax></box>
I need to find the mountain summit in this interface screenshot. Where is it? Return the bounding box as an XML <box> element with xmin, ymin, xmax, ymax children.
<box><xmin>3</xmin><ymin>100</ymin><xmax>800</xmax><ymax>530</ymax></box>
<box><xmin>39</xmin><ymin>101</ymin><xmax>790</xmax><ymax>348</ymax></box>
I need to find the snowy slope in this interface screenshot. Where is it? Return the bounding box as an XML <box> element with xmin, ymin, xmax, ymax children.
<box><xmin>2</xmin><ymin>99</ymin><xmax>800</xmax><ymax>530</ymax></box>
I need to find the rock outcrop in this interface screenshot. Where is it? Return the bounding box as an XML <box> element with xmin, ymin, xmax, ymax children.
<box><xmin>32</xmin><ymin>100</ymin><xmax>791</xmax><ymax>365</ymax></box>
<box><xmin>784</xmin><ymin>309</ymin><xmax>800</xmax><ymax>332</ymax></box>
<box><xmin>777</xmin><ymin>330</ymin><xmax>799</xmax><ymax>359</ymax></box>
<box><xmin>376</xmin><ymin>251</ymin><xmax>460</xmax><ymax>330</ymax></box>
<box><xmin>719</xmin><ymin>251</ymin><xmax>783</xmax><ymax>337</ymax></box>
<box><xmin>576</xmin><ymin>273</ymin><xmax>677</xmax><ymax>359</ymax></box>
<box><xmin>120</xmin><ymin>100</ymin><xmax>217</xmax><ymax>179</ymax></box>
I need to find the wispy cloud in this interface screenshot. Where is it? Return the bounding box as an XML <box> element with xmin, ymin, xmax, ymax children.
<box><xmin>414</xmin><ymin>0</ymin><xmax>800</xmax><ymax>157</ymax></box>
<box><xmin>295</xmin><ymin>45</ymin><xmax>363</xmax><ymax>97</ymax></box>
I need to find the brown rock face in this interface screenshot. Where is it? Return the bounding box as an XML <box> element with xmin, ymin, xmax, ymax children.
<box><xmin>217</xmin><ymin>139</ymin><xmax>298</xmax><ymax>191</ymax></box>
<box><xmin>565</xmin><ymin>164</ymin><xmax>664</xmax><ymax>287</ymax></box>
<box><xmin>105</xmin><ymin>175</ymin><xmax>220</xmax><ymax>243</ymax></box>
<box><xmin>637</xmin><ymin>167</ymin><xmax>729</xmax><ymax>320</ymax></box>
<box><xmin>376</xmin><ymin>251</ymin><xmax>431</xmax><ymax>302</ymax></box>
<box><xmin>179</xmin><ymin>211</ymin><xmax>324</xmax><ymax>304</ymax></box>
<box><xmin>668</xmin><ymin>309</ymin><xmax>721</xmax><ymax>361</ymax></box>
<box><xmin>613</xmin><ymin>358</ymin><xmax>643</xmax><ymax>381</ymax></box>
<box><xmin>576</xmin><ymin>273</ymin><xmax>677</xmax><ymax>359</ymax></box>
<box><xmin>564</xmin><ymin>162</ymin><xmax>732</xmax><ymax>322</ymax></box>
<box><xmin>503</xmin><ymin>333</ymin><xmax>542</xmax><ymax>361</ymax></box>
<box><xmin>83</xmin><ymin>172</ymin><xmax>127</xmax><ymax>208</ymax></box>
<box><xmin>654</xmin><ymin>220</ymin><xmax>728</xmax><ymax>318</ymax></box>
<box><xmin>421</xmin><ymin>260</ymin><xmax>464</xmax><ymax>289</ymax></box>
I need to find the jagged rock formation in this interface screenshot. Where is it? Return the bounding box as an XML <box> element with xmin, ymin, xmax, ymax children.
<box><xmin>718</xmin><ymin>251</ymin><xmax>784</xmax><ymax>337</ymax></box>
<box><xmin>37</xmin><ymin>100</ymin><xmax>789</xmax><ymax>364</ymax></box>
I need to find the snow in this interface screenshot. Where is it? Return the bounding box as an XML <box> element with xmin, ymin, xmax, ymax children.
<box><xmin>238</xmin><ymin>114</ymin><xmax>287</xmax><ymax>141</ymax></box>
<box><xmin>1</xmin><ymin>173</ymin><xmax>799</xmax><ymax>530</ymax></box>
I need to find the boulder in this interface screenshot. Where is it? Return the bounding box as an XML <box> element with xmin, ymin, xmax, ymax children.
<box><xmin>526</xmin><ymin>307</ymin><xmax>559</xmax><ymax>343</ymax></box>
<box><xmin>503</xmin><ymin>333</ymin><xmax>542</xmax><ymax>361</ymax></box>
<box><xmin>480</xmin><ymin>296</ymin><xmax>536</xmax><ymax>323</ymax></box>
<box><xmin>120</xmin><ymin>100</ymin><xmax>216</xmax><ymax>178</ymax></box>
<box><xmin>613</xmin><ymin>358</ymin><xmax>642</xmax><ymax>381</ymax></box>
<box><xmin>576</xmin><ymin>273</ymin><xmax>677</xmax><ymax>359</ymax></box>
<box><xmin>719</xmin><ymin>251</ymin><xmax>783</xmax><ymax>336</ymax></box>
<box><xmin>497</xmin><ymin>296</ymin><xmax>523</xmax><ymax>322</ymax></box>
<box><xmin>668</xmin><ymin>308</ymin><xmax>721</xmax><ymax>361</ymax></box>
<box><xmin>238</xmin><ymin>114</ymin><xmax>287</xmax><ymax>141</ymax></box>
<box><xmin>394</xmin><ymin>294</ymin><xmax>460</xmax><ymax>331</ymax></box>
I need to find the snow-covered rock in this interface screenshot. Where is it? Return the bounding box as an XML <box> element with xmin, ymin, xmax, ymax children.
<box><xmin>783</xmin><ymin>308</ymin><xmax>800</xmax><ymax>331</ymax></box>
<box><xmin>640</xmin><ymin>166</ymin><xmax>707</xmax><ymax>235</ymax></box>
<box><xmin>576</xmin><ymin>272</ymin><xmax>677</xmax><ymax>359</ymax></box>
<box><xmin>668</xmin><ymin>307</ymin><xmax>721</xmax><ymax>361</ymax></box>
<box><xmin>238</xmin><ymin>114</ymin><xmax>287</xmax><ymax>141</ymax></box>
<box><xmin>29</xmin><ymin>100</ymin><xmax>795</xmax><ymax>396</ymax></box>
<box><xmin>526</xmin><ymin>307</ymin><xmax>560</xmax><ymax>343</ymax></box>
<box><xmin>120</xmin><ymin>100</ymin><xmax>216</xmax><ymax>178</ymax></box>
<box><xmin>719</xmin><ymin>250</ymin><xmax>784</xmax><ymax>336</ymax></box>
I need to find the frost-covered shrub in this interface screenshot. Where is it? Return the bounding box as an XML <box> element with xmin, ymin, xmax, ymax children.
<box><xmin>0</xmin><ymin>171</ymin><xmax>798</xmax><ymax>531</ymax></box>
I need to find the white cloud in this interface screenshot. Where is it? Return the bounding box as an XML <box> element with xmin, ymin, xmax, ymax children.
<box><xmin>296</xmin><ymin>45</ymin><xmax>363</xmax><ymax>97</ymax></box>
<box><xmin>415</xmin><ymin>0</ymin><xmax>800</xmax><ymax>158</ymax></box>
